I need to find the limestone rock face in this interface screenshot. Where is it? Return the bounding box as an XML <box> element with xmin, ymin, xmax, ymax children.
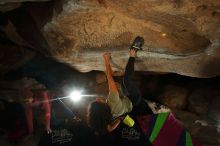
<box><xmin>1</xmin><ymin>0</ymin><xmax>220</xmax><ymax>77</ymax></box>
<box><xmin>0</xmin><ymin>0</ymin><xmax>50</xmax><ymax>5</ymax></box>
<box><xmin>188</xmin><ymin>88</ymin><xmax>220</xmax><ymax>115</ymax></box>
<box><xmin>0</xmin><ymin>43</ymin><xmax>34</xmax><ymax>76</ymax></box>
<box><xmin>208</xmin><ymin>96</ymin><xmax>220</xmax><ymax>123</ymax></box>
<box><xmin>157</xmin><ymin>85</ymin><xmax>188</xmax><ymax>109</ymax></box>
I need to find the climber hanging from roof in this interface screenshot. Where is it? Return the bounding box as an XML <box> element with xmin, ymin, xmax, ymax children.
<box><xmin>87</xmin><ymin>36</ymin><xmax>153</xmax><ymax>146</ymax></box>
<box><xmin>86</xmin><ymin>36</ymin><xmax>202</xmax><ymax>146</ymax></box>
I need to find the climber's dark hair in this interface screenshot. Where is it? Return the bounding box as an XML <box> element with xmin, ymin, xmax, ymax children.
<box><xmin>87</xmin><ymin>101</ymin><xmax>112</xmax><ymax>135</ymax></box>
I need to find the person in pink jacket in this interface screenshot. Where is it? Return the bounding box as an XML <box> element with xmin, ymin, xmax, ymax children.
<box><xmin>21</xmin><ymin>89</ymin><xmax>52</xmax><ymax>134</ymax></box>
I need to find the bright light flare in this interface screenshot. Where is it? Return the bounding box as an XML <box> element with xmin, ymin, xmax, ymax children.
<box><xmin>161</xmin><ymin>33</ymin><xmax>167</xmax><ymax>37</ymax></box>
<box><xmin>69</xmin><ymin>90</ymin><xmax>82</xmax><ymax>102</ymax></box>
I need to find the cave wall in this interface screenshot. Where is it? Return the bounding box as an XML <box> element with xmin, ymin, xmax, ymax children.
<box><xmin>0</xmin><ymin>1</ymin><xmax>220</xmax><ymax>146</ymax></box>
<box><xmin>0</xmin><ymin>0</ymin><xmax>220</xmax><ymax>77</ymax></box>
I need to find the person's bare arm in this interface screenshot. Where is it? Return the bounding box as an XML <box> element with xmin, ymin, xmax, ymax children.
<box><xmin>107</xmin><ymin>117</ymin><xmax>122</xmax><ymax>132</ymax></box>
<box><xmin>103</xmin><ymin>53</ymin><xmax>118</xmax><ymax>93</ymax></box>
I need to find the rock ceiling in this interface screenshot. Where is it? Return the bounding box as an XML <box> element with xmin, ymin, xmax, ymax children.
<box><xmin>0</xmin><ymin>0</ymin><xmax>220</xmax><ymax>77</ymax></box>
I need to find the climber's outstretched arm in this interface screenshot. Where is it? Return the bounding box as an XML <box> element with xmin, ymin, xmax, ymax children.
<box><xmin>103</xmin><ymin>53</ymin><xmax>118</xmax><ymax>93</ymax></box>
